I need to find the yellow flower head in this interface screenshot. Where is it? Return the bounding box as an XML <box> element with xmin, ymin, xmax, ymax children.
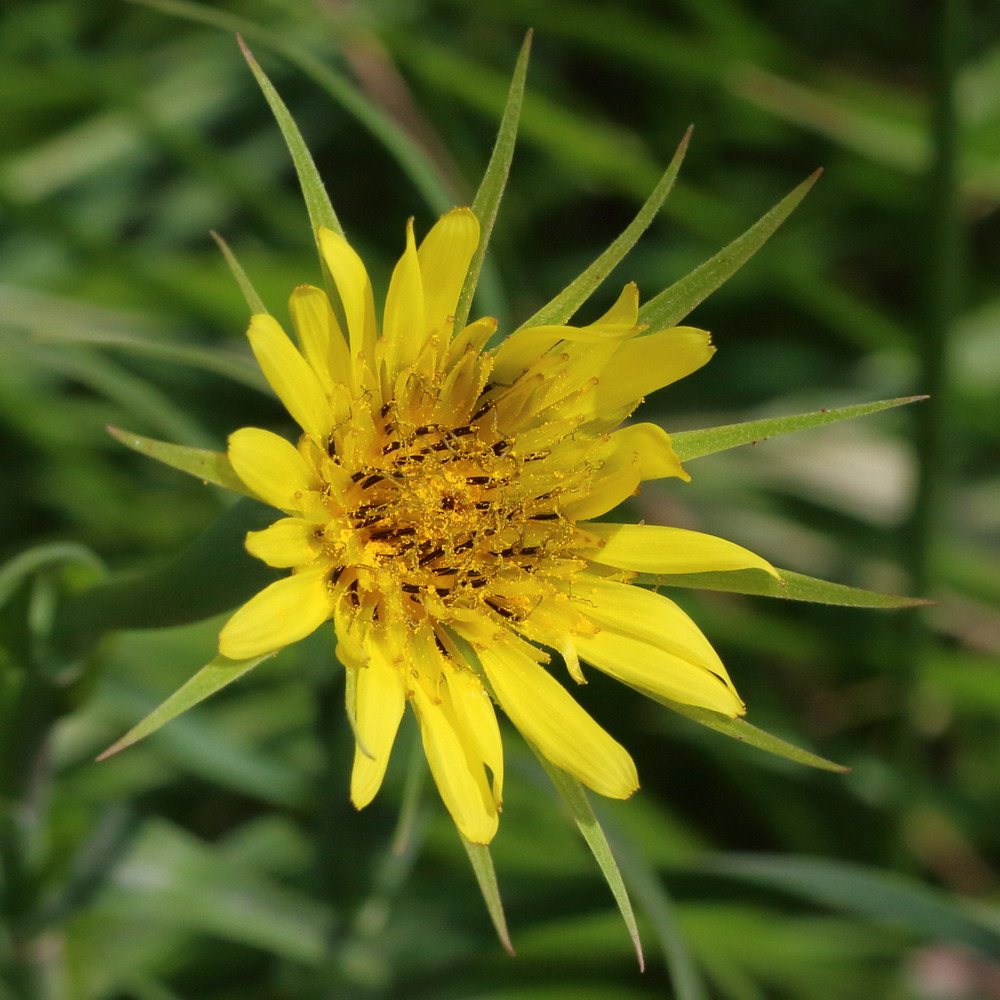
<box><xmin>217</xmin><ymin>207</ymin><xmax>776</xmax><ymax>844</ymax></box>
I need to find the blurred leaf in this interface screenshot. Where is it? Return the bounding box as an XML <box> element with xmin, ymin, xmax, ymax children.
<box><xmin>238</xmin><ymin>35</ymin><xmax>342</xmax><ymax>244</ymax></box>
<box><xmin>210</xmin><ymin>230</ymin><xmax>269</xmax><ymax>316</ymax></box>
<box><xmin>705</xmin><ymin>854</ymin><xmax>1000</xmax><ymax>957</ymax></box>
<box><xmin>671</xmin><ymin>396</ymin><xmax>927</xmax><ymax>462</ymax></box>
<box><xmin>0</xmin><ymin>543</ymin><xmax>104</xmax><ymax>610</ymax></box>
<box><xmin>520</xmin><ymin>126</ymin><xmax>692</xmax><ymax>329</ymax></box>
<box><xmin>59</xmin><ymin>498</ymin><xmax>279</xmax><ymax>633</ymax></box>
<box><xmin>108</xmin><ymin>425</ymin><xmax>251</xmax><ymax>498</ymax></box>
<box><xmin>638</xmin><ymin>569</ymin><xmax>932</xmax><ymax>608</ymax></box>
<box><xmin>455</xmin><ymin>30</ymin><xmax>532</xmax><ymax>332</ymax></box>
<box><xmin>533</xmin><ymin>750</ymin><xmax>644</xmax><ymax>970</ymax></box>
<box><xmin>638</xmin><ymin>170</ymin><xmax>821</xmax><ymax>330</ymax></box>
<box><xmin>460</xmin><ymin>837</ymin><xmax>514</xmax><ymax>955</ymax></box>
<box><xmin>132</xmin><ymin>0</ymin><xmax>457</xmax><ymax>212</ymax></box>
<box><xmin>642</xmin><ymin>694</ymin><xmax>849</xmax><ymax>773</ymax></box>
<box><xmin>97</xmin><ymin>651</ymin><xmax>275</xmax><ymax>761</ymax></box>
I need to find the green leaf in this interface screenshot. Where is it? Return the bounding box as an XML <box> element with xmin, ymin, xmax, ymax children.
<box><xmin>533</xmin><ymin>749</ymin><xmax>645</xmax><ymax>969</ymax></box>
<box><xmin>644</xmin><ymin>693</ymin><xmax>849</xmax><ymax>772</ymax></box>
<box><xmin>210</xmin><ymin>230</ymin><xmax>269</xmax><ymax>316</ymax></box>
<box><xmin>97</xmin><ymin>651</ymin><xmax>275</xmax><ymax>761</ymax></box>
<box><xmin>671</xmin><ymin>396</ymin><xmax>927</xmax><ymax>461</ymax></box>
<box><xmin>638</xmin><ymin>170</ymin><xmax>821</xmax><ymax>330</ymax></box>
<box><xmin>636</xmin><ymin>567</ymin><xmax>933</xmax><ymax>608</ymax></box>
<box><xmin>238</xmin><ymin>34</ymin><xmax>342</xmax><ymax>248</ymax></box>
<box><xmin>704</xmin><ymin>853</ymin><xmax>1000</xmax><ymax>958</ymax></box>
<box><xmin>58</xmin><ymin>498</ymin><xmax>280</xmax><ymax>634</ymax></box>
<box><xmin>519</xmin><ymin>126</ymin><xmax>692</xmax><ymax>329</ymax></box>
<box><xmin>454</xmin><ymin>31</ymin><xmax>532</xmax><ymax>332</ymax></box>
<box><xmin>108</xmin><ymin>425</ymin><xmax>253</xmax><ymax>498</ymax></box>
<box><xmin>460</xmin><ymin>836</ymin><xmax>514</xmax><ymax>955</ymax></box>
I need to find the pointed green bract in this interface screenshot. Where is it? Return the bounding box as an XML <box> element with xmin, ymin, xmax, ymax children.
<box><xmin>646</xmin><ymin>694</ymin><xmax>849</xmax><ymax>772</ymax></box>
<box><xmin>108</xmin><ymin>426</ymin><xmax>252</xmax><ymax>498</ymax></box>
<box><xmin>210</xmin><ymin>230</ymin><xmax>269</xmax><ymax>315</ymax></box>
<box><xmin>671</xmin><ymin>396</ymin><xmax>927</xmax><ymax>461</ymax></box>
<box><xmin>519</xmin><ymin>126</ymin><xmax>692</xmax><ymax>329</ymax></box>
<box><xmin>460</xmin><ymin>837</ymin><xmax>514</xmax><ymax>955</ymax></box>
<box><xmin>637</xmin><ymin>567</ymin><xmax>932</xmax><ymax>608</ymax></box>
<box><xmin>237</xmin><ymin>36</ymin><xmax>342</xmax><ymax>243</ymax></box>
<box><xmin>638</xmin><ymin>169</ymin><xmax>822</xmax><ymax>330</ymax></box>
<box><xmin>97</xmin><ymin>652</ymin><xmax>274</xmax><ymax>761</ymax></box>
<box><xmin>454</xmin><ymin>31</ymin><xmax>532</xmax><ymax>332</ymax></box>
<box><xmin>533</xmin><ymin>748</ymin><xmax>645</xmax><ymax>970</ymax></box>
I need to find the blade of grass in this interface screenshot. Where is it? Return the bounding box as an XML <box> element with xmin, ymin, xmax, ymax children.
<box><xmin>453</xmin><ymin>31</ymin><xmax>532</xmax><ymax>332</ymax></box>
<box><xmin>670</xmin><ymin>396</ymin><xmax>927</xmax><ymax>462</ymax></box>
<box><xmin>460</xmin><ymin>837</ymin><xmax>514</xmax><ymax>955</ymax></box>
<box><xmin>210</xmin><ymin>230</ymin><xmax>269</xmax><ymax>316</ymax></box>
<box><xmin>519</xmin><ymin>126</ymin><xmax>692</xmax><ymax>329</ymax></box>
<box><xmin>637</xmin><ymin>170</ymin><xmax>821</xmax><ymax>330</ymax></box>
<box><xmin>107</xmin><ymin>425</ymin><xmax>252</xmax><ymax>497</ymax></box>
<box><xmin>96</xmin><ymin>651</ymin><xmax>275</xmax><ymax>760</ymax></box>
<box><xmin>533</xmin><ymin>749</ymin><xmax>644</xmax><ymax>970</ymax></box>
<box><xmin>636</xmin><ymin>567</ymin><xmax>933</xmax><ymax>608</ymax></box>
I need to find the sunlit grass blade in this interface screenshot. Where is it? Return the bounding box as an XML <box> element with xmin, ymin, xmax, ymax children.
<box><xmin>519</xmin><ymin>126</ymin><xmax>692</xmax><ymax>329</ymax></box>
<box><xmin>108</xmin><ymin>426</ymin><xmax>252</xmax><ymax>498</ymax></box>
<box><xmin>96</xmin><ymin>651</ymin><xmax>275</xmax><ymax>761</ymax></box>
<box><xmin>643</xmin><ymin>693</ymin><xmax>849</xmax><ymax>772</ymax></box>
<box><xmin>533</xmin><ymin>749</ymin><xmax>644</xmax><ymax>970</ymax></box>
<box><xmin>237</xmin><ymin>35</ymin><xmax>342</xmax><ymax>243</ymax></box>
<box><xmin>460</xmin><ymin>837</ymin><xmax>514</xmax><ymax>955</ymax></box>
<box><xmin>0</xmin><ymin>543</ymin><xmax>105</xmax><ymax>610</ymax></box>
<box><xmin>638</xmin><ymin>170</ymin><xmax>822</xmax><ymax>330</ymax></box>
<box><xmin>454</xmin><ymin>31</ymin><xmax>532</xmax><ymax>332</ymax></box>
<box><xmin>671</xmin><ymin>396</ymin><xmax>928</xmax><ymax>461</ymax></box>
<box><xmin>705</xmin><ymin>854</ymin><xmax>1000</xmax><ymax>957</ymax></box>
<box><xmin>130</xmin><ymin>0</ymin><xmax>456</xmax><ymax>213</ymax></box>
<box><xmin>637</xmin><ymin>567</ymin><xmax>933</xmax><ymax>608</ymax></box>
<box><xmin>210</xmin><ymin>230</ymin><xmax>269</xmax><ymax>316</ymax></box>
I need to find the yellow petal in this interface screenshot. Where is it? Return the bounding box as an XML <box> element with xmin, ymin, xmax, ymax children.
<box><xmin>412</xmin><ymin>683</ymin><xmax>499</xmax><ymax>844</ymax></box>
<box><xmin>591</xmin><ymin>281</ymin><xmax>639</xmax><ymax>328</ymax></box>
<box><xmin>349</xmin><ymin>654</ymin><xmax>406</xmax><ymax>809</ymax></box>
<box><xmin>478</xmin><ymin>639</ymin><xmax>638</xmax><ymax>800</ymax></box>
<box><xmin>288</xmin><ymin>285</ymin><xmax>351</xmax><ymax>392</ymax></box>
<box><xmin>382</xmin><ymin>218</ymin><xmax>425</xmax><ymax>377</ymax></box>
<box><xmin>580</xmin><ymin>522</ymin><xmax>780</xmax><ymax>578</ymax></box>
<box><xmin>317</xmin><ymin>226</ymin><xmax>378</xmax><ymax>375</ymax></box>
<box><xmin>607</xmin><ymin>422</ymin><xmax>690</xmax><ymax>482</ymax></box>
<box><xmin>417</xmin><ymin>207</ymin><xmax>479</xmax><ymax>341</ymax></box>
<box><xmin>445</xmin><ymin>666</ymin><xmax>504</xmax><ymax>807</ymax></box>
<box><xmin>561</xmin><ymin>451</ymin><xmax>641</xmax><ymax>521</ymax></box>
<box><xmin>228</xmin><ymin>427</ymin><xmax>317</xmax><ymax>511</ymax></box>
<box><xmin>218</xmin><ymin>566</ymin><xmax>332</xmax><ymax>659</ymax></box>
<box><xmin>584</xmin><ymin>326</ymin><xmax>715</xmax><ymax>421</ymax></box>
<box><xmin>245</xmin><ymin>517</ymin><xmax>321</xmax><ymax>568</ymax></box>
<box><xmin>574</xmin><ymin>627</ymin><xmax>745</xmax><ymax>717</ymax></box>
<box><xmin>246</xmin><ymin>314</ymin><xmax>331</xmax><ymax>439</ymax></box>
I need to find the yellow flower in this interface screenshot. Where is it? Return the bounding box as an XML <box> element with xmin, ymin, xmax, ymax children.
<box><xmin>217</xmin><ymin>207</ymin><xmax>777</xmax><ymax>844</ymax></box>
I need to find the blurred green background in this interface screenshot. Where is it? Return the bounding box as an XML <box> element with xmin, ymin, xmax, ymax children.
<box><xmin>3</xmin><ymin>1</ymin><xmax>1000</xmax><ymax>998</ymax></box>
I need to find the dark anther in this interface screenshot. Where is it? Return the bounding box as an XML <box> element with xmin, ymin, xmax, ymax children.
<box><xmin>356</xmin><ymin>514</ymin><xmax>385</xmax><ymax>528</ymax></box>
<box><xmin>435</xmin><ymin>635</ymin><xmax>450</xmax><ymax>657</ymax></box>
<box><xmin>530</xmin><ymin>512</ymin><xmax>559</xmax><ymax>520</ymax></box>
<box><xmin>380</xmin><ymin>402</ymin><xmax>392</xmax><ymax>417</ymax></box>
<box><xmin>382</xmin><ymin>441</ymin><xmax>401</xmax><ymax>454</ymax></box>
<box><xmin>369</xmin><ymin>528</ymin><xmax>395</xmax><ymax>540</ymax></box>
<box><xmin>466</xmin><ymin>476</ymin><xmax>492</xmax><ymax>486</ymax></box>
<box><xmin>392</xmin><ymin>527</ymin><xmax>416</xmax><ymax>537</ymax></box>
<box><xmin>429</xmin><ymin>441</ymin><xmax>450</xmax><ymax>452</ymax></box>
<box><xmin>524</xmin><ymin>451</ymin><xmax>549</xmax><ymax>462</ymax></box>
<box><xmin>326</xmin><ymin>438</ymin><xmax>337</xmax><ymax>456</ymax></box>
<box><xmin>418</xmin><ymin>547</ymin><xmax>445</xmax><ymax>566</ymax></box>
<box><xmin>454</xmin><ymin>539</ymin><xmax>474</xmax><ymax>552</ymax></box>
<box><xmin>473</xmin><ymin>502</ymin><xmax>491</xmax><ymax>510</ymax></box>
<box><xmin>486</xmin><ymin>599</ymin><xmax>516</xmax><ymax>619</ymax></box>
<box><xmin>434</xmin><ymin>587</ymin><xmax>451</xmax><ymax>597</ymax></box>
<box><xmin>435</xmin><ymin>566</ymin><xmax>459</xmax><ymax>575</ymax></box>
<box><xmin>491</xmin><ymin>440</ymin><xmax>510</xmax><ymax>455</ymax></box>
<box><xmin>499</xmin><ymin>547</ymin><xmax>515</xmax><ymax>557</ymax></box>
<box><xmin>451</xmin><ymin>426</ymin><xmax>474</xmax><ymax>436</ymax></box>
<box><xmin>401</xmin><ymin>583</ymin><xmax>421</xmax><ymax>594</ymax></box>
<box><xmin>361</xmin><ymin>474</ymin><xmax>384</xmax><ymax>489</ymax></box>
<box><xmin>441</xmin><ymin>497</ymin><xmax>456</xmax><ymax>511</ymax></box>
<box><xmin>470</xmin><ymin>578</ymin><xmax>488</xmax><ymax>588</ymax></box>
<box><xmin>331</xmin><ymin>566</ymin><xmax>345</xmax><ymax>584</ymax></box>
<box><xmin>519</xmin><ymin>546</ymin><xmax>540</xmax><ymax>556</ymax></box>
<box><xmin>414</xmin><ymin>425</ymin><xmax>433</xmax><ymax>436</ymax></box>
<box><xmin>350</xmin><ymin>470</ymin><xmax>368</xmax><ymax>482</ymax></box>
